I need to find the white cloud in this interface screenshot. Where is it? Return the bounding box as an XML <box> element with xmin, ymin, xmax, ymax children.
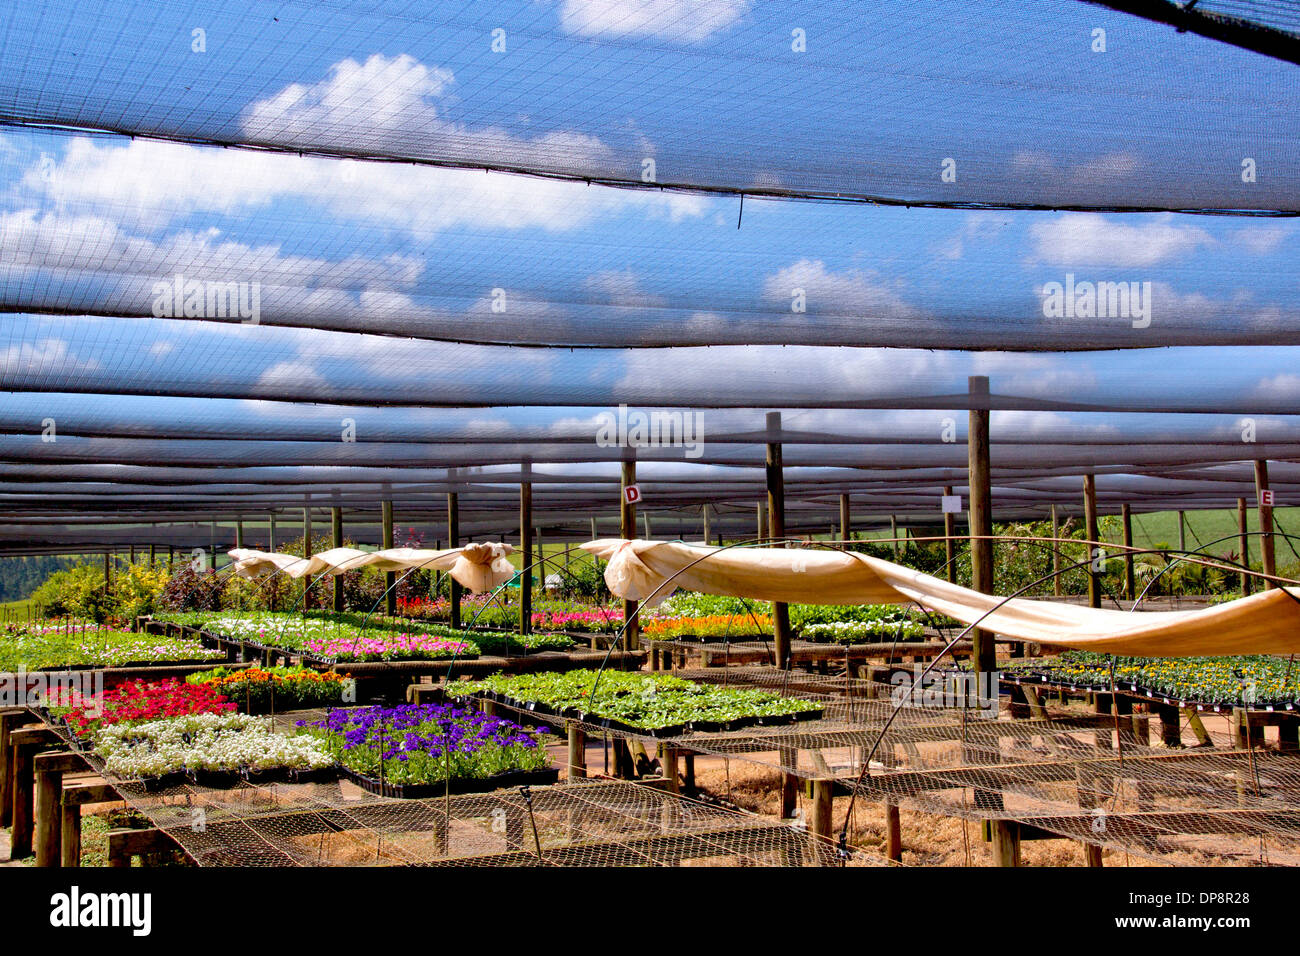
<box><xmin>762</xmin><ymin>259</ymin><xmax>922</xmax><ymax>319</ymax></box>
<box><xmin>256</xmin><ymin>361</ymin><xmax>329</xmax><ymax>391</ymax></box>
<box><xmin>243</xmin><ymin>52</ymin><xmax>610</xmax><ymax>174</ymax></box>
<box><xmin>22</xmin><ymin>133</ymin><xmax>706</xmax><ymax>239</ymax></box>
<box><xmin>556</xmin><ymin>0</ymin><xmax>751</xmax><ymax>42</ymax></box>
<box><xmin>1229</xmin><ymin>223</ymin><xmax>1292</xmax><ymax>255</ymax></box>
<box><xmin>1028</xmin><ymin>213</ymin><xmax>1212</xmax><ymax>267</ymax></box>
<box><xmin>584</xmin><ymin>268</ymin><xmax>664</xmax><ymax>308</ymax></box>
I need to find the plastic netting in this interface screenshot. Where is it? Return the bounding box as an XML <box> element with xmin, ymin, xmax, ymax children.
<box><xmin>56</xmin><ymin>710</ymin><xmax>857</xmax><ymax>867</ymax></box>
<box><xmin>478</xmin><ymin>666</ymin><xmax>1300</xmax><ymax>866</ymax></box>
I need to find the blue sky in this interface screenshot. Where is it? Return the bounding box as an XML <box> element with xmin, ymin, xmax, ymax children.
<box><xmin>0</xmin><ymin>0</ymin><xmax>1299</xmax><ymax>461</ymax></box>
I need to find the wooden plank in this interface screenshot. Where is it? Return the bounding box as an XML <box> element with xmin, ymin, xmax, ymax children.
<box><xmin>34</xmin><ymin>751</ymin><xmax>86</xmax><ymax>775</ymax></box>
<box><xmin>63</xmin><ymin>782</ymin><xmax>120</xmax><ymax>807</ymax></box>
<box><xmin>9</xmin><ymin>726</ymin><xmax>59</xmax><ymax>747</ymax></box>
<box><xmin>107</xmin><ymin>827</ymin><xmax>182</xmax><ymax>867</ymax></box>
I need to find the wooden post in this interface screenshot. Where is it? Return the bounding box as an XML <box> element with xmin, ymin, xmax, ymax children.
<box><xmin>767</xmin><ymin>412</ymin><xmax>792</xmax><ymax>670</ymax></box>
<box><xmin>235</xmin><ymin>518</ymin><xmax>244</xmax><ymax>550</ymax></box>
<box><xmin>10</xmin><ymin>740</ymin><xmax>34</xmax><ymax>858</ymax></box>
<box><xmin>381</xmin><ymin>499</ymin><xmax>396</xmax><ymax>614</ymax></box>
<box><xmin>0</xmin><ymin>711</ymin><xmax>21</xmax><ymax>829</ymax></box>
<box><xmin>148</xmin><ymin>543</ymin><xmax>156</xmax><ymax>567</ymax></box>
<box><xmin>1156</xmin><ymin>703</ymin><xmax>1182</xmax><ymax>748</ymax></box>
<box><xmin>303</xmin><ymin>507</ymin><xmax>312</xmax><ymax>558</ymax></box>
<box><xmin>448</xmin><ymin>492</ymin><xmax>462</xmax><ymax>628</ymax></box>
<box><xmin>1238</xmin><ymin>497</ymin><xmax>1252</xmax><ymax>596</ymax></box>
<box><xmin>1083</xmin><ymin>473</ymin><xmax>1101</xmax><ymax>609</ymax></box>
<box><xmin>61</xmin><ymin>803</ymin><xmax>81</xmax><ymax>867</ymax></box>
<box><xmin>808</xmin><ymin>778</ymin><xmax>833</xmax><ymax>860</ymax></box>
<box><xmin>620</xmin><ymin>459</ymin><xmax>639</xmax><ymax>651</ymax></box>
<box><xmin>331</xmin><ymin>506</ymin><xmax>344</xmax><ymax>612</ymax></box>
<box><xmin>991</xmin><ymin>821</ymin><xmax>1020</xmax><ymax>867</ymax></box>
<box><xmin>943</xmin><ymin>486</ymin><xmax>957</xmax><ymax>584</ymax></box>
<box><xmin>520</xmin><ymin>464</ymin><xmax>533</xmax><ymax>637</ymax></box>
<box><xmin>661</xmin><ymin>746</ymin><xmax>680</xmax><ymax>794</ymax></box>
<box><xmin>567</xmin><ymin>722</ymin><xmax>586</xmax><ymax>779</ymax></box>
<box><xmin>890</xmin><ymin>514</ymin><xmax>899</xmax><ymax>560</ymax></box>
<box><xmin>885</xmin><ymin>802</ymin><xmax>902</xmax><ymax>863</ymax></box>
<box><xmin>1255</xmin><ymin>460</ymin><xmax>1275</xmax><ymax>589</ymax></box>
<box><xmin>702</xmin><ymin>503</ymin><xmax>711</xmax><ymax>543</ymax></box>
<box><xmin>1177</xmin><ymin>510</ymin><xmax>1186</xmax><ymax>553</ymax></box>
<box><xmin>967</xmin><ymin>376</ymin><xmax>996</xmax><ymax>677</ymax></box>
<box><xmin>103</xmin><ymin>551</ymin><xmax>110</xmax><ymax>589</ymax></box>
<box><xmin>34</xmin><ymin>751</ymin><xmax>80</xmax><ymax>867</ymax></box>
<box><xmin>1050</xmin><ymin>503</ymin><xmax>1062</xmax><ymax>596</ymax></box>
<box><xmin>839</xmin><ymin>493</ymin><xmax>851</xmax><ymax>543</ymax></box>
<box><xmin>778</xmin><ymin>744</ymin><xmax>799</xmax><ymax>819</ymax></box>
<box><xmin>269</xmin><ymin>512</ymin><xmax>277</xmax><ymax>551</ymax></box>
<box><xmin>756</xmin><ymin>501</ymin><xmax>765</xmax><ymax>543</ymax></box>
<box><xmin>1121</xmin><ymin>503</ymin><xmax>1135</xmax><ymax>601</ymax></box>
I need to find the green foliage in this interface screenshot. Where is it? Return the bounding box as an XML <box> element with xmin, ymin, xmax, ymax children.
<box><xmin>1008</xmin><ymin>651</ymin><xmax>1300</xmax><ymax>707</ymax></box>
<box><xmin>447</xmin><ymin>669</ymin><xmax>822</xmax><ymax>731</ymax></box>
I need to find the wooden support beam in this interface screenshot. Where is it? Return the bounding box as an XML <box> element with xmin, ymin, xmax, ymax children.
<box><xmin>1083</xmin><ymin>473</ymin><xmax>1101</xmax><ymax>609</ymax></box>
<box><xmin>1177</xmin><ymin>510</ymin><xmax>1186</xmax><ymax>554</ymax></box>
<box><xmin>0</xmin><ymin>710</ymin><xmax>30</xmax><ymax>829</ymax></box>
<box><xmin>967</xmin><ymin>376</ymin><xmax>996</xmax><ymax>677</ymax></box>
<box><xmin>620</xmin><ymin>459</ymin><xmax>638</xmax><ymax>651</ymax></box>
<box><xmin>567</xmin><ymin>722</ymin><xmax>586</xmax><ymax>779</ymax></box>
<box><xmin>991</xmin><ymin>820</ymin><xmax>1020</xmax><ymax>867</ymax></box>
<box><xmin>756</xmin><ymin>501</ymin><xmax>765</xmax><ymax>543</ymax></box>
<box><xmin>381</xmin><ymin>499</ymin><xmax>396</xmax><ymax>615</ymax></box>
<box><xmin>9</xmin><ymin>738</ymin><xmax>34</xmax><ymax>858</ymax></box>
<box><xmin>106</xmin><ymin>827</ymin><xmax>182</xmax><ymax>867</ymax></box>
<box><xmin>1121</xmin><ymin>503</ymin><xmax>1135</xmax><ymax>601</ymax></box>
<box><xmin>661</xmin><ymin>746</ymin><xmax>680</xmax><ymax>795</ymax></box>
<box><xmin>448</xmin><ymin>492</ymin><xmax>462</xmax><ymax>629</ymax></box>
<box><xmin>332</xmin><ymin>506</ymin><xmax>344</xmax><ymax>612</ymax></box>
<box><xmin>1050</xmin><ymin>503</ymin><xmax>1062</xmax><ymax>596</ymax></box>
<box><xmin>35</xmin><ymin>751</ymin><xmax>69</xmax><ymax>867</ymax></box>
<box><xmin>519</xmin><ymin>467</ymin><xmax>533</xmax><ymax>637</ymax></box>
<box><xmin>268</xmin><ymin>512</ymin><xmax>277</xmax><ymax>551</ymax></box>
<box><xmin>943</xmin><ymin>486</ymin><xmax>957</xmax><ymax>584</ymax></box>
<box><xmin>839</xmin><ymin>493</ymin><xmax>851</xmax><ymax>543</ymax></box>
<box><xmin>767</xmin><ymin>411</ymin><xmax>792</xmax><ymax>669</ymax></box>
<box><xmin>1238</xmin><ymin>497</ymin><xmax>1252</xmax><ymax>597</ymax></box>
<box><xmin>235</xmin><ymin>518</ymin><xmax>244</xmax><ymax>550</ymax></box>
<box><xmin>302</xmin><ymin>506</ymin><xmax>312</xmax><ymax>559</ymax></box>
<box><xmin>884</xmin><ymin>801</ymin><xmax>902</xmax><ymax>863</ymax></box>
<box><xmin>778</xmin><ymin>743</ymin><xmax>800</xmax><ymax>819</ymax></box>
<box><xmin>1255</xmin><ymin>461</ymin><xmax>1276</xmax><ymax>588</ymax></box>
<box><xmin>61</xmin><ymin>801</ymin><xmax>81</xmax><ymax>867</ymax></box>
<box><xmin>808</xmin><ymin>778</ymin><xmax>833</xmax><ymax>861</ymax></box>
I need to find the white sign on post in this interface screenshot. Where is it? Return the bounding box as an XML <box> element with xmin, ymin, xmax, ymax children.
<box><xmin>623</xmin><ymin>484</ymin><xmax>641</xmax><ymax>505</ymax></box>
<box><xmin>941</xmin><ymin>495</ymin><xmax>962</xmax><ymax>514</ymax></box>
<box><xmin>1260</xmin><ymin>489</ymin><xmax>1276</xmax><ymax>508</ymax></box>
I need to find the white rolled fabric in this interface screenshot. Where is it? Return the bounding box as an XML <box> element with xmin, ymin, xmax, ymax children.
<box><xmin>581</xmin><ymin>539</ymin><xmax>1300</xmax><ymax>657</ymax></box>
